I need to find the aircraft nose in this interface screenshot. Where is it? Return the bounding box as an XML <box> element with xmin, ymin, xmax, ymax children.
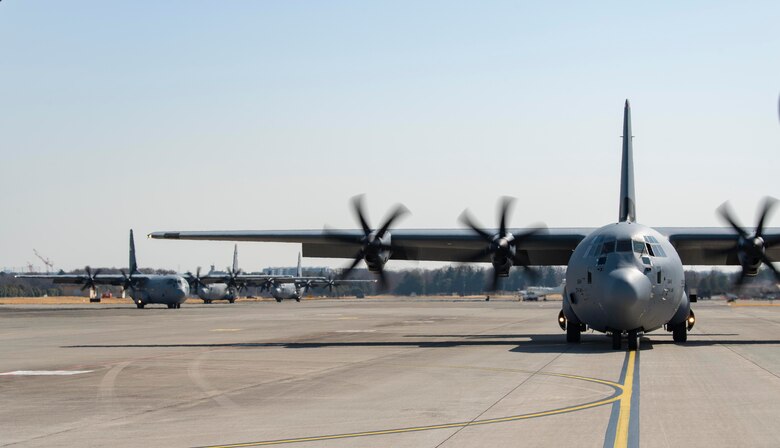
<box><xmin>177</xmin><ymin>284</ymin><xmax>189</xmax><ymax>299</ymax></box>
<box><xmin>603</xmin><ymin>267</ymin><xmax>651</xmax><ymax>330</ymax></box>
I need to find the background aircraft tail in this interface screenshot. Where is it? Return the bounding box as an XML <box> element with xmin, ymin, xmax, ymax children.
<box><xmin>232</xmin><ymin>244</ymin><xmax>239</xmax><ymax>272</ymax></box>
<box><xmin>297</xmin><ymin>252</ymin><xmax>302</xmax><ymax>277</ymax></box>
<box><xmin>619</xmin><ymin>99</ymin><xmax>637</xmax><ymax>223</ymax></box>
<box><xmin>129</xmin><ymin>229</ymin><xmax>139</xmax><ymax>274</ymax></box>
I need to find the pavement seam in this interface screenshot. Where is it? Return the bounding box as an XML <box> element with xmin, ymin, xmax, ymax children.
<box><xmin>433</xmin><ymin>345</ymin><xmax>571</xmax><ymax>447</ymax></box>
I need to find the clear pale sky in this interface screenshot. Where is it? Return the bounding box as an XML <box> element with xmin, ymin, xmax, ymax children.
<box><xmin>1</xmin><ymin>1</ymin><xmax>778</xmax><ymax>272</ymax></box>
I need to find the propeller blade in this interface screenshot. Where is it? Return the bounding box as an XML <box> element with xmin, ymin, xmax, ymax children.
<box><xmin>376</xmin><ymin>204</ymin><xmax>410</xmax><ymax>239</ymax></box>
<box><xmin>760</xmin><ymin>254</ymin><xmax>780</xmax><ymax>282</ymax></box>
<box><xmin>498</xmin><ymin>196</ymin><xmax>515</xmax><ymax>237</ymax></box>
<box><xmin>340</xmin><ymin>251</ymin><xmax>365</xmax><ymax>279</ymax></box>
<box><xmin>377</xmin><ymin>269</ymin><xmax>388</xmax><ymax>292</ymax></box>
<box><xmin>717</xmin><ymin>202</ymin><xmax>748</xmax><ymax>238</ymax></box>
<box><xmin>352</xmin><ymin>195</ymin><xmax>372</xmax><ymax>236</ymax></box>
<box><xmin>458</xmin><ymin>210</ymin><xmax>493</xmax><ymax>242</ymax></box>
<box><xmin>735</xmin><ymin>268</ymin><xmax>749</xmax><ymax>286</ymax></box>
<box><xmin>489</xmin><ymin>268</ymin><xmax>500</xmax><ymax>292</ymax></box>
<box><xmin>755</xmin><ymin>197</ymin><xmax>778</xmax><ymax>238</ymax></box>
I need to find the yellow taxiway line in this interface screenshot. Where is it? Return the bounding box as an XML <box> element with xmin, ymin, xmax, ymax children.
<box><xmin>612</xmin><ymin>350</ymin><xmax>636</xmax><ymax>448</ymax></box>
<box><xmin>199</xmin><ymin>368</ymin><xmax>625</xmax><ymax>448</ymax></box>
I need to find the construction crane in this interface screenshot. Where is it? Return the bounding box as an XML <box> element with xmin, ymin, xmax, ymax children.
<box><xmin>33</xmin><ymin>249</ymin><xmax>54</xmax><ymax>274</ymax></box>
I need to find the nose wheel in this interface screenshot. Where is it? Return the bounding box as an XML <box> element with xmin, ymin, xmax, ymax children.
<box><xmin>627</xmin><ymin>330</ymin><xmax>639</xmax><ymax>351</ymax></box>
<box><xmin>611</xmin><ymin>331</ymin><xmax>621</xmax><ymax>350</ymax></box>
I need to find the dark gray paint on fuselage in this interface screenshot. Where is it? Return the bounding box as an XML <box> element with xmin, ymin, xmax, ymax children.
<box><xmin>129</xmin><ymin>275</ymin><xmax>189</xmax><ymax>307</ymax></box>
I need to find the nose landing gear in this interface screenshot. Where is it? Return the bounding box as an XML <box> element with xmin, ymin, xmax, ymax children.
<box><xmin>611</xmin><ymin>329</ymin><xmax>640</xmax><ymax>351</ymax></box>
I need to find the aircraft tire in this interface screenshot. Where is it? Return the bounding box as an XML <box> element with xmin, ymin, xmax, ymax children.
<box><xmin>295</xmin><ymin>298</ymin><xmax>301</xmax><ymax>302</ymax></box>
<box><xmin>136</xmin><ymin>303</ymin><xmax>144</xmax><ymax>309</ymax></box>
<box><xmin>275</xmin><ymin>298</ymin><xmax>282</xmax><ymax>303</ymax></box>
<box><xmin>228</xmin><ymin>299</ymin><xmax>235</xmax><ymax>304</ymax></box>
<box><xmin>203</xmin><ymin>300</ymin><xmax>212</xmax><ymax>304</ymax></box>
<box><xmin>672</xmin><ymin>324</ymin><xmax>687</xmax><ymax>343</ymax></box>
<box><xmin>611</xmin><ymin>331</ymin><xmax>621</xmax><ymax>350</ymax></box>
<box><xmin>167</xmin><ymin>304</ymin><xmax>175</xmax><ymax>309</ymax></box>
<box><xmin>627</xmin><ymin>330</ymin><xmax>639</xmax><ymax>351</ymax></box>
<box><xmin>566</xmin><ymin>323</ymin><xmax>581</xmax><ymax>343</ymax></box>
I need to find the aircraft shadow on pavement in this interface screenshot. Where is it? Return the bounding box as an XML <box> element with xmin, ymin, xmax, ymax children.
<box><xmin>63</xmin><ymin>333</ymin><xmax>774</xmax><ymax>353</ymax></box>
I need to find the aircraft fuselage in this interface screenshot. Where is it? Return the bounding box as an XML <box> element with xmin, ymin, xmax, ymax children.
<box><xmin>130</xmin><ymin>275</ymin><xmax>190</xmax><ymax>307</ymax></box>
<box><xmin>563</xmin><ymin>222</ymin><xmax>686</xmax><ymax>334</ymax></box>
<box><xmin>271</xmin><ymin>283</ymin><xmax>301</xmax><ymax>301</ymax></box>
<box><xmin>197</xmin><ymin>284</ymin><xmax>239</xmax><ymax>302</ymax></box>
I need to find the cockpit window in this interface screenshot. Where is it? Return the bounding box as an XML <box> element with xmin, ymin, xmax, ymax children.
<box><xmin>633</xmin><ymin>240</ymin><xmax>646</xmax><ymax>254</ymax></box>
<box><xmin>601</xmin><ymin>240</ymin><xmax>615</xmax><ymax>254</ymax></box>
<box><xmin>616</xmin><ymin>239</ymin><xmax>633</xmax><ymax>252</ymax></box>
<box><xmin>584</xmin><ymin>236</ymin><xmax>603</xmax><ymax>258</ymax></box>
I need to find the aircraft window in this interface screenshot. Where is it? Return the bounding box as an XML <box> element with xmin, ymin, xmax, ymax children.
<box><xmin>584</xmin><ymin>236</ymin><xmax>604</xmax><ymax>258</ymax></box>
<box><xmin>601</xmin><ymin>241</ymin><xmax>615</xmax><ymax>254</ymax></box>
<box><xmin>587</xmin><ymin>271</ymin><xmax>592</xmax><ymax>284</ymax></box>
<box><xmin>657</xmin><ymin>271</ymin><xmax>662</xmax><ymax>284</ymax></box>
<box><xmin>633</xmin><ymin>240</ymin><xmax>646</xmax><ymax>254</ymax></box>
<box><xmin>616</xmin><ymin>239</ymin><xmax>633</xmax><ymax>252</ymax></box>
<box><xmin>653</xmin><ymin>245</ymin><xmax>666</xmax><ymax>257</ymax></box>
<box><xmin>646</xmin><ymin>243</ymin><xmax>655</xmax><ymax>257</ymax></box>
<box><xmin>644</xmin><ymin>235</ymin><xmax>658</xmax><ymax>243</ymax></box>
<box><xmin>597</xmin><ymin>256</ymin><xmax>607</xmax><ymax>265</ymax></box>
<box><xmin>585</xmin><ymin>244</ymin><xmax>600</xmax><ymax>258</ymax></box>
<box><xmin>641</xmin><ymin>256</ymin><xmax>651</xmax><ymax>265</ymax></box>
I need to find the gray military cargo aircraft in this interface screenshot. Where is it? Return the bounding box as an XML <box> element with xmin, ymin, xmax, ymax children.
<box><xmin>259</xmin><ymin>253</ymin><xmax>374</xmax><ymax>302</ymax></box>
<box><xmin>19</xmin><ymin>230</ymin><xmax>189</xmax><ymax>309</ymax></box>
<box><xmin>188</xmin><ymin>244</ymin><xmax>246</xmax><ymax>304</ymax></box>
<box><xmin>150</xmin><ymin>100</ymin><xmax>780</xmax><ymax>350</ymax></box>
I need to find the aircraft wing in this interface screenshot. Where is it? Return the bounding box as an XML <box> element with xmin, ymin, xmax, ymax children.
<box><xmin>149</xmin><ymin>228</ymin><xmax>591</xmax><ymax>265</ymax></box>
<box><xmin>150</xmin><ymin>227</ymin><xmax>780</xmax><ymax>267</ymax></box>
<box><xmin>14</xmin><ymin>274</ymin><xmax>147</xmax><ymax>286</ymax></box>
<box><xmin>657</xmin><ymin>227</ymin><xmax>780</xmax><ymax>265</ymax></box>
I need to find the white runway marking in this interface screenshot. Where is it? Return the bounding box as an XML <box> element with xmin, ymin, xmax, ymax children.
<box><xmin>335</xmin><ymin>329</ymin><xmax>377</xmax><ymax>333</ymax></box>
<box><xmin>0</xmin><ymin>370</ymin><xmax>94</xmax><ymax>376</ymax></box>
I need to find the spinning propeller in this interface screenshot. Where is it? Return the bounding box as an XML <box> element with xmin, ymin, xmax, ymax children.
<box><xmin>226</xmin><ymin>267</ymin><xmax>245</xmax><ymax>292</ymax></box>
<box><xmin>120</xmin><ymin>269</ymin><xmax>138</xmax><ymax>291</ymax></box>
<box><xmin>325</xmin><ymin>195</ymin><xmax>409</xmax><ymax>290</ymax></box>
<box><xmin>186</xmin><ymin>267</ymin><xmax>206</xmax><ymax>290</ymax></box>
<box><xmin>459</xmin><ymin>196</ymin><xmax>546</xmax><ymax>291</ymax></box>
<box><xmin>80</xmin><ymin>266</ymin><xmax>102</xmax><ymax>292</ymax></box>
<box><xmin>717</xmin><ymin>197</ymin><xmax>780</xmax><ymax>285</ymax></box>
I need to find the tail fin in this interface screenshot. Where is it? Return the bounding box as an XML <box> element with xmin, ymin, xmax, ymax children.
<box><xmin>297</xmin><ymin>252</ymin><xmax>302</xmax><ymax>277</ymax></box>
<box><xmin>232</xmin><ymin>244</ymin><xmax>239</xmax><ymax>272</ymax></box>
<box><xmin>619</xmin><ymin>99</ymin><xmax>637</xmax><ymax>223</ymax></box>
<box><xmin>129</xmin><ymin>229</ymin><xmax>139</xmax><ymax>274</ymax></box>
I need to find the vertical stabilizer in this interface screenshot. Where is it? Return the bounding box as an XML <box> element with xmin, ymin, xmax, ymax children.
<box><xmin>232</xmin><ymin>244</ymin><xmax>239</xmax><ymax>272</ymax></box>
<box><xmin>619</xmin><ymin>99</ymin><xmax>637</xmax><ymax>223</ymax></box>
<box><xmin>129</xmin><ymin>229</ymin><xmax>139</xmax><ymax>273</ymax></box>
<box><xmin>297</xmin><ymin>252</ymin><xmax>302</xmax><ymax>277</ymax></box>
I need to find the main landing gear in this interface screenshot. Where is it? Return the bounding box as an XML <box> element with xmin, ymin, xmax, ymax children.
<box><xmin>566</xmin><ymin>323</ymin><xmax>581</xmax><ymax>343</ymax></box>
<box><xmin>672</xmin><ymin>324</ymin><xmax>687</xmax><ymax>343</ymax></box>
<box><xmin>166</xmin><ymin>303</ymin><xmax>182</xmax><ymax>309</ymax></box>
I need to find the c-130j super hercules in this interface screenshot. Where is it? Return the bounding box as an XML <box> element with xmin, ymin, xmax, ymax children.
<box><xmin>151</xmin><ymin>101</ymin><xmax>780</xmax><ymax>350</ymax></box>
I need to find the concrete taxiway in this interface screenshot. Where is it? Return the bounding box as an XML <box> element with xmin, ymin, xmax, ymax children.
<box><xmin>1</xmin><ymin>298</ymin><xmax>779</xmax><ymax>447</ymax></box>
